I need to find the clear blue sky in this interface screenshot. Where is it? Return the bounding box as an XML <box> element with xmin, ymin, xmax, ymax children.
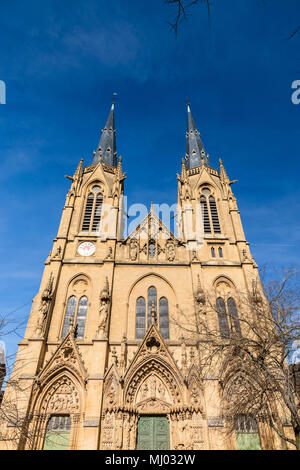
<box><xmin>0</xmin><ymin>0</ymin><xmax>299</xmax><ymax>361</ymax></box>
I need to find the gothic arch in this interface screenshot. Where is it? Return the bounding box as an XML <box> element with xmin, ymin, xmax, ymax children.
<box><xmin>67</xmin><ymin>273</ymin><xmax>92</xmax><ymax>287</ymax></box>
<box><xmin>124</xmin><ymin>355</ymin><xmax>184</xmax><ymax>410</ymax></box>
<box><xmin>102</xmin><ymin>364</ymin><xmax>120</xmax><ymax>410</ymax></box>
<box><xmin>213</xmin><ymin>275</ymin><xmax>236</xmax><ymax>291</ymax></box>
<box><xmin>127</xmin><ymin>272</ymin><xmax>178</xmax><ymax>304</ymax></box>
<box><xmin>79</xmin><ymin>177</ymin><xmax>107</xmax><ymax>198</ymax></box>
<box><xmin>28</xmin><ymin>369</ymin><xmax>84</xmax><ymax>450</ymax></box>
<box><xmin>59</xmin><ymin>274</ymin><xmax>91</xmax><ymax>338</ymax></box>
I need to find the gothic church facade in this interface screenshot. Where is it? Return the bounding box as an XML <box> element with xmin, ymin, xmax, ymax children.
<box><xmin>0</xmin><ymin>104</ymin><xmax>292</xmax><ymax>450</ymax></box>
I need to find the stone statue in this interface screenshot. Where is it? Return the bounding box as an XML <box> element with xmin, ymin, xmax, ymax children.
<box><xmin>34</xmin><ymin>273</ymin><xmax>54</xmax><ymax>338</ymax></box>
<box><xmin>129</xmin><ymin>239</ymin><xmax>138</xmax><ymax>261</ymax></box>
<box><xmin>166</xmin><ymin>241</ymin><xmax>175</xmax><ymax>262</ymax></box>
<box><xmin>97</xmin><ymin>300</ymin><xmax>109</xmax><ymax>336</ymax></box>
<box><xmin>97</xmin><ymin>277</ymin><xmax>110</xmax><ymax>337</ymax></box>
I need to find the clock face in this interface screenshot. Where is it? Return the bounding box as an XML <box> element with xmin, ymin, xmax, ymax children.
<box><xmin>78</xmin><ymin>242</ymin><xmax>95</xmax><ymax>257</ymax></box>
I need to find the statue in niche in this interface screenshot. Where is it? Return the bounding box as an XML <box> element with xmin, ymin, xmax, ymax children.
<box><xmin>34</xmin><ymin>273</ymin><xmax>54</xmax><ymax>338</ymax></box>
<box><xmin>129</xmin><ymin>239</ymin><xmax>138</xmax><ymax>261</ymax></box>
<box><xmin>166</xmin><ymin>241</ymin><xmax>175</xmax><ymax>262</ymax></box>
<box><xmin>97</xmin><ymin>278</ymin><xmax>110</xmax><ymax>337</ymax></box>
<box><xmin>97</xmin><ymin>300</ymin><xmax>109</xmax><ymax>336</ymax></box>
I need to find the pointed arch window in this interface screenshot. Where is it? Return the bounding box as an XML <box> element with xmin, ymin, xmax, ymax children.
<box><xmin>218</xmin><ymin>247</ymin><xmax>223</xmax><ymax>258</ymax></box>
<box><xmin>227</xmin><ymin>297</ymin><xmax>241</xmax><ymax>336</ymax></box>
<box><xmin>62</xmin><ymin>296</ymin><xmax>77</xmax><ymax>338</ymax></box>
<box><xmin>135</xmin><ymin>288</ymin><xmax>170</xmax><ymax>339</ymax></box>
<box><xmin>200</xmin><ymin>196</ymin><xmax>211</xmax><ymax>234</ymax></box>
<box><xmin>211</xmin><ymin>247</ymin><xmax>216</xmax><ymax>258</ymax></box>
<box><xmin>216</xmin><ymin>297</ymin><xmax>230</xmax><ymax>339</ymax></box>
<box><xmin>159</xmin><ymin>297</ymin><xmax>169</xmax><ymax>339</ymax></box>
<box><xmin>209</xmin><ymin>196</ymin><xmax>221</xmax><ymax>233</ymax></box>
<box><xmin>62</xmin><ymin>295</ymin><xmax>88</xmax><ymax>339</ymax></box>
<box><xmin>76</xmin><ymin>296</ymin><xmax>88</xmax><ymax>339</ymax></box>
<box><xmin>136</xmin><ymin>297</ymin><xmax>146</xmax><ymax>339</ymax></box>
<box><xmin>147</xmin><ymin>286</ymin><xmax>157</xmax><ymax>327</ymax></box>
<box><xmin>200</xmin><ymin>188</ymin><xmax>221</xmax><ymax>235</ymax></box>
<box><xmin>82</xmin><ymin>186</ymin><xmax>103</xmax><ymax>232</ymax></box>
<box><xmin>235</xmin><ymin>415</ymin><xmax>261</xmax><ymax>450</ymax></box>
<box><xmin>43</xmin><ymin>415</ymin><xmax>71</xmax><ymax>450</ymax></box>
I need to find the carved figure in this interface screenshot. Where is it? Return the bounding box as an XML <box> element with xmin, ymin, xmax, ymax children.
<box><xmin>129</xmin><ymin>239</ymin><xmax>138</xmax><ymax>261</ymax></box>
<box><xmin>97</xmin><ymin>300</ymin><xmax>109</xmax><ymax>335</ymax></box>
<box><xmin>166</xmin><ymin>242</ymin><xmax>175</xmax><ymax>261</ymax></box>
<box><xmin>97</xmin><ymin>278</ymin><xmax>110</xmax><ymax>337</ymax></box>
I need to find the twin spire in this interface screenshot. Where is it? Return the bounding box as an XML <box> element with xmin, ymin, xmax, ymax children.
<box><xmin>185</xmin><ymin>103</ymin><xmax>209</xmax><ymax>169</ymax></box>
<box><xmin>92</xmin><ymin>102</ymin><xmax>209</xmax><ymax>170</ymax></box>
<box><xmin>92</xmin><ymin>102</ymin><xmax>117</xmax><ymax>167</ymax></box>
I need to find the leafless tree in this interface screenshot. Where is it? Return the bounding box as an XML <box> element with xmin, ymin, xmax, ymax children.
<box><xmin>166</xmin><ymin>0</ymin><xmax>299</xmax><ymax>40</ymax></box>
<box><xmin>0</xmin><ymin>305</ymin><xmax>54</xmax><ymax>448</ymax></box>
<box><xmin>172</xmin><ymin>267</ymin><xmax>300</xmax><ymax>449</ymax></box>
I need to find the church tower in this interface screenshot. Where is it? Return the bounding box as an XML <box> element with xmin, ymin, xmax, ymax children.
<box><xmin>0</xmin><ymin>103</ymin><xmax>293</xmax><ymax>450</ymax></box>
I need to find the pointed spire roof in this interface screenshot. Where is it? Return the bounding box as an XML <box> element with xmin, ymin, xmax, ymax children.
<box><xmin>185</xmin><ymin>104</ymin><xmax>209</xmax><ymax>169</ymax></box>
<box><xmin>92</xmin><ymin>102</ymin><xmax>117</xmax><ymax>167</ymax></box>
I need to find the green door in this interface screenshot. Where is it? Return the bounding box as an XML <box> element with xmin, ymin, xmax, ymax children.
<box><xmin>43</xmin><ymin>415</ymin><xmax>71</xmax><ymax>450</ymax></box>
<box><xmin>137</xmin><ymin>416</ymin><xmax>170</xmax><ymax>450</ymax></box>
<box><xmin>236</xmin><ymin>432</ymin><xmax>261</xmax><ymax>450</ymax></box>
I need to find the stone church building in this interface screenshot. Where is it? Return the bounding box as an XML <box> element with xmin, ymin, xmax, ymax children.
<box><xmin>0</xmin><ymin>104</ymin><xmax>294</xmax><ymax>450</ymax></box>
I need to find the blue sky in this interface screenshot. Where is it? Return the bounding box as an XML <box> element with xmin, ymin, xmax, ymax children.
<box><xmin>0</xmin><ymin>0</ymin><xmax>299</xmax><ymax>361</ymax></box>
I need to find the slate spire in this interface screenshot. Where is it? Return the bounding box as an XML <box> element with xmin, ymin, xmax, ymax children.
<box><xmin>185</xmin><ymin>104</ymin><xmax>209</xmax><ymax>169</ymax></box>
<box><xmin>92</xmin><ymin>102</ymin><xmax>117</xmax><ymax>166</ymax></box>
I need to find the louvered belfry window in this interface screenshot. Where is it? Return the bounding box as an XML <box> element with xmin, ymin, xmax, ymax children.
<box><xmin>200</xmin><ymin>187</ymin><xmax>221</xmax><ymax>235</ymax></box>
<box><xmin>82</xmin><ymin>186</ymin><xmax>103</xmax><ymax>232</ymax></box>
<box><xmin>200</xmin><ymin>196</ymin><xmax>211</xmax><ymax>234</ymax></box>
<box><xmin>209</xmin><ymin>196</ymin><xmax>221</xmax><ymax>233</ymax></box>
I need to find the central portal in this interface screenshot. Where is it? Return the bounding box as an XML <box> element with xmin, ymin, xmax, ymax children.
<box><xmin>137</xmin><ymin>416</ymin><xmax>170</xmax><ymax>450</ymax></box>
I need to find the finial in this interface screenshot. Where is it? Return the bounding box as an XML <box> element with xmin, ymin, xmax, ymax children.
<box><xmin>112</xmin><ymin>92</ymin><xmax>117</xmax><ymax>106</ymax></box>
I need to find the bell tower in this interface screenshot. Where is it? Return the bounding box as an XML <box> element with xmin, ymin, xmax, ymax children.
<box><xmin>176</xmin><ymin>104</ymin><xmax>255</xmax><ymax>285</ymax></box>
